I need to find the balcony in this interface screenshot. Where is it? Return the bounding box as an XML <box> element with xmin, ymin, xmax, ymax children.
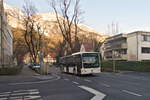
<box><xmin>121</xmin><ymin>43</ymin><xmax>127</xmax><ymax>48</ymax></box>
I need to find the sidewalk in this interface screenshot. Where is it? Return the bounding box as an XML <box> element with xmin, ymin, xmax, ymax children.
<box><xmin>20</xmin><ymin>65</ymin><xmax>36</xmax><ymax>76</ymax></box>
<box><xmin>49</xmin><ymin>66</ymin><xmax>61</xmax><ymax>74</ymax></box>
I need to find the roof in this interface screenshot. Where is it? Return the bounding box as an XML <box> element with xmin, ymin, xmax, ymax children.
<box><xmin>105</xmin><ymin>33</ymin><xmax>127</xmax><ymax>42</ymax></box>
<box><xmin>128</xmin><ymin>31</ymin><xmax>150</xmax><ymax>36</ymax></box>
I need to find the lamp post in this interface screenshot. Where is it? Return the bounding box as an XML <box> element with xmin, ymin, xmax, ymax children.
<box><xmin>112</xmin><ymin>50</ymin><xmax>116</xmax><ymax>72</ymax></box>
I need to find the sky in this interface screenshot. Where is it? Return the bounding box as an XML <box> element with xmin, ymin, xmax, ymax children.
<box><xmin>4</xmin><ymin>0</ymin><xmax>150</xmax><ymax>34</ymax></box>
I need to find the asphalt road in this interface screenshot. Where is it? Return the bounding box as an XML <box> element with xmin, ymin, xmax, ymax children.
<box><xmin>0</xmin><ymin>66</ymin><xmax>150</xmax><ymax>100</ymax></box>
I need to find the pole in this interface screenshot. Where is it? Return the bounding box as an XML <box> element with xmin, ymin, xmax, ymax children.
<box><xmin>112</xmin><ymin>50</ymin><xmax>116</xmax><ymax>72</ymax></box>
<box><xmin>0</xmin><ymin>0</ymin><xmax>3</xmax><ymax>67</ymax></box>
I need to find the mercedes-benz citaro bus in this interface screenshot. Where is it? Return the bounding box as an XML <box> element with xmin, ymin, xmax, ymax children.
<box><xmin>59</xmin><ymin>52</ymin><xmax>101</xmax><ymax>75</ymax></box>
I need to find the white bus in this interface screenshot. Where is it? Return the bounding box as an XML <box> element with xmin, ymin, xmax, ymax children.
<box><xmin>59</xmin><ymin>52</ymin><xmax>101</xmax><ymax>75</ymax></box>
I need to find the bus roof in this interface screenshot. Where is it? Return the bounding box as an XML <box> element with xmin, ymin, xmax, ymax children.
<box><xmin>72</xmin><ymin>52</ymin><xmax>99</xmax><ymax>55</ymax></box>
<box><xmin>60</xmin><ymin>52</ymin><xmax>99</xmax><ymax>59</ymax></box>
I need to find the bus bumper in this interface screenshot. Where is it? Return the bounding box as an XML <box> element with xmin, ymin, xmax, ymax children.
<box><xmin>81</xmin><ymin>68</ymin><xmax>101</xmax><ymax>74</ymax></box>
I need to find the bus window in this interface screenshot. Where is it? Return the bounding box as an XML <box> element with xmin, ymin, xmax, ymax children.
<box><xmin>82</xmin><ymin>53</ymin><xmax>99</xmax><ymax>68</ymax></box>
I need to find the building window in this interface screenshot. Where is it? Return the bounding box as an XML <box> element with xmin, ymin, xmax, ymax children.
<box><xmin>142</xmin><ymin>35</ymin><xmax>150</xmax><ymax>42</ymax></box>
<box><xmin>142</xmin><ymin>47</ymin><xmax>150</xmax><ymax>53</ymax></box>
<box><xmin>121</xmin><ymin>49</ymin><xmax>127</xmax><ymax>54</ymax></box>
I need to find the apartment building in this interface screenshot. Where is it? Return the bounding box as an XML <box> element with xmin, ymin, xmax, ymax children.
<box><xmin>101</xmin><ymin>31</ymin><xmax>150</xmax><ymax>61</ymax></box>
<box><xmin>0</xmin><ymin>0</ymin><xmax>13</xmax><ymax>67</ymax></box>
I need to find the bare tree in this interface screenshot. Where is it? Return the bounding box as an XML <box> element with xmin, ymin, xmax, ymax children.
<box><xmin>6</xmin><ymin>4</ymin><xmax>27</xmax><ymax>64</ymax></box>
<box><xmin>80</xmin><ymin>32</ymin><xmax>103</xmax><ymax>52</ymax></box>
<box><xmin>49</xmin><ymin>0</ymin><xmax>83</xmax><ymax>54</ymax></box>
<box><xmin>22</xmin><ymin>1</ymin><xmax>44</xmax><ymax>63</ymax></box>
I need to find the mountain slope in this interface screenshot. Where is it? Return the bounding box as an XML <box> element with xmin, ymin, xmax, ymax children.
<box><xmin>4</xmin><ymin>3</ymin><xmax>108</xmax><ymax>43</ymax></box>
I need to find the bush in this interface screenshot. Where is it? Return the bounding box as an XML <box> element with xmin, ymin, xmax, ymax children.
<box><xmin>102</xmin><ymin>61</ymin><xmax>150</xmax><ymax>72</ymax></box>
<box><xmin>0</xmin><ymin>64</ymin><xmax>23</xmax><ymax>75</ymax></box>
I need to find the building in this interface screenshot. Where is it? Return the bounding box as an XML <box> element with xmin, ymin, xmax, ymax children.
<box><xmin>101</xmin><ymin>31</ymin><xmax>150</xmax><ymax>61</ymax></box>
<box><xmin>0</xmin><ymin>0</ymin><xmax>13</xmax><ymax>67</ymax></box>
<box><xmin>44</xmin><ymin>54</ymin><xmax>56</xmax><ymax>64</ymax></box>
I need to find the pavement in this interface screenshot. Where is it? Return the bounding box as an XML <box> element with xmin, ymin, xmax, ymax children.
<box><xmin>0</xmin><ymin>65</ymin><xmax>150</xmax><ymax>100</ymax></box>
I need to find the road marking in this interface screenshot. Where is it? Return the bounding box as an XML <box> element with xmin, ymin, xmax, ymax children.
<box><xmin>32</xmin><ymin>75</ymin><xmax>53</xmax><ymax>80</ymax></box>
<box><xmin>24</xmin><ymin>95</ymin><xmax>41</xmax><ymax>99</ymax></box>
<box><xmin>11</xmin><ymin>92</ymin><xmax>29</xmax><ymax>96</ymax></box>
<box><xmin>64</xmin><ymin>79</ymin><xmax>69</xmax><ymax>81</ymax></box>
<box><xmin>11</xmin><ymin>91</ymin><xmax>39</xmax><ymax>96</ymax></box>
<box><xmin>0</xmin><ymin>97</ymin><xmax>7</xmax><ymax>100</ymax></box>
<box><xmin>72</xmin><ymin>81</ymin><xmax>80</xmax><ymax>85</ymax></box>
<box><xmin>13</xmin><ymin>89</ymin><xmax>29</xmax><ymax>93</ymax></box>
<box><xmin>79</xmin><ymin>86</ymin><xmax>106</xmax><ymax>100</ymax></box>
<box><xmin>13</xmin><ymin>89</ymin><xmax>38</xmax><ymax>93</ymax></box>
<box><xmin>101</xmin><ymin>83</ymin><xmax>110</xmax><ymax>88</ymax></box>
<box><xmin>28</xmin><ymin>89</ymin><xmax>39</xmax><ymax>92</ymax></box>
<box><xmin>122</xmin><ymin>90</ymin><xmax>142</xmax><ymax>97</ymax></box>
<box><xmin>29</xmin><ymin>91</ymin><xmax>40</xmax><ymax>95</ymax></box>
<box><xmin>0</xmin><ymin>94</ymin><xmax>9</xmax><ymax>97</ymax></box>
<box><xmin>9</xmin><ymin>96</ymin><xmax>22</xmax><ymax>100</ymax></box>
<box><xmin>0</xmin><ymin>89</ymin><xmax>42</xmax><ymax>100</ymax></box>
<box><xmin>9</xmin><ymin>74</ymin><xmax>60</xmax><ymax>85</ymax></box>
<box><xmin>0</xmin><ymin>92</ymin><xmax>11</xmax><ymax>95</ymax></box>
<box><xmin>84</xmin><ymin>79</ymin><xmax>92</xmax><ymax>82</ymax></box>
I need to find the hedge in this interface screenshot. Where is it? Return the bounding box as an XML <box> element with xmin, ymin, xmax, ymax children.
<box><xmin>101</xmin><ymin>61</ymin><xmax>150</xmax><ymax>72</ymax></box>
<box><xmin>0</xmin><ymin>64</ymin><xmax>23</xmax><ymax>75</ymax></box>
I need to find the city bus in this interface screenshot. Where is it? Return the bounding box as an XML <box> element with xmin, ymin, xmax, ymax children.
<box><xmin>59</xmin><ymin>52</ymin><xmax>101</xmax><ymax>75</ymax></box>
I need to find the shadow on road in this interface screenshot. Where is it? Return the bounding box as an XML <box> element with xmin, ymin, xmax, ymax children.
<box><xmin>62</xmin><ymin>72</ymin><xmax>99</xmax><ymax>78</ymax></box>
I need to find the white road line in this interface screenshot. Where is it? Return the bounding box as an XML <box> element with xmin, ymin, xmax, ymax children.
<box><xmin>0</xmin><ymin>97</ymin><xmax>7</xmax><ymax>100</ymax></box>
<box><xmin>9</xmin><ymin>96</ymin><xmax>22</xmax><ymax>100</ymax></box>
<box><xmin>9</xmin><ymin>74</ymin><xmax>60</xmax><ymax>85</ymax></box>
<box><xmin>0</xmin><ymin>92</ymin><xmax>11</xmax><ymax>95</ymax></box>
<box><xmin>101</xmin><ymin>83</ymin><xmax>110</xmax><ymax>88</ymax></box>
<box><xmin>72</xmin><ymin>81</ymin><xmax>79</xmax><ymax>85</ymax></box>
<box><xmin>122</xmin><ymin>90</ymin><xmax>142</xmax><ymax>97</ymax></box>
<box><xmin>79</xmin><ymin>86</ymin><xmax>106</xmax><ymax>100</ymax></box>
<box><xmin>28</xmin><ymin>89</ymin><xmax>39</xmax><ymax>92</ymax></box>
<box><xmin>11</xmin><ymin>92</ymin><xmax>29</xmax><ymax>96</ymax></box>
<box><xmin>32</xmin><ymin>76</ymin><xmax>53</xmax><ymax>80</ymax></box>
<box><xmin>64</xmin><ymin>79</ymin><xmax>69</xmax><ymax>81</ymax></box>
<box><xmin>24</xmin><ymin>95</ymin><xmax>41</xmax><ymax>99</ymax></box>
<box><xmin>0</xmin><ymin>89</ymin><xmax>42</xmax><ymax>100</ymax></box>
<box><xmin>0</xmin><ymin>94</ymin><xmax>9</xmax><ymax>97</ymax></box>
<box><xmin>13</xmin><ymin>89</ymin><xmax>28</xmax><ymax>93</ymax></box>
<box><xmin>13</xmin><ymin>89</ymin><xmax>38</xmax><ymax>93</ymax></box>
<box><xmin>84</xmin><ymin>79</ymin><xmax>92</xmax><ymax>82</ymax></box>
<box><xmin>13</xmin><ymin>90</ymin><xmax>39</xmax><ymax>95</ymax></box>
<box><xmin>29</xmin><ymin>91</ymin><xmax>40</xmax><ymax>95</ymax></box>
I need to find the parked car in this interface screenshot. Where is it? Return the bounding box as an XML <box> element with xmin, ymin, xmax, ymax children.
<box><xmin>28</xmin><ymin>63</ymin><xmax>41</xmax><ymax>69</ymax></box>
<box><xmin>32</xmin><ymin>63</ymin><xmax>41</xmax><ymax>69</ymax></box>
<box><xmin>28</xmin><ymin>63</ymin><xmax>33</xmax><ymax>68</ymax></box>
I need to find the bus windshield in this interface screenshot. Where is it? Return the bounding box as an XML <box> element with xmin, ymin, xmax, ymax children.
<box><xmin>82</xmin><ymin>53</ymin><xmax>99</xmax><ymax>68</ymax></box>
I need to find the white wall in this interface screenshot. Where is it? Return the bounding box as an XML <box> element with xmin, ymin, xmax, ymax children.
<box><xmin>127</xmin><ymin>33</ymin><xmax>138</xmax><ymax>61</ymax></box>
<box><xmin>127</xmin><ymin>32</ymin><xmax>150</xmax><ymax>61</ymax></box>
<box><xmin>139</xmin><ymin>34</ymin><xmax>150</xmax><ymax>61</ymax></box>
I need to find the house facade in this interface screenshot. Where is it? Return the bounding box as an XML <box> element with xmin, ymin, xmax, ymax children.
<box><xmin>0</xmin><ymin>0</ymin><xmax>13</xmax><ymax>67</ymax></box>
<box><xmin>101</xmin><ymin>31</ymin><xmax>150</xmax><ymax>61</ymax></box>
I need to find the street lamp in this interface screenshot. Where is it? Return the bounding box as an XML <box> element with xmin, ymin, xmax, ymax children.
<box><xmin>112</xmin><ymin>50</ymin><xmax>118</xmax><ymax>72</ymax></box>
